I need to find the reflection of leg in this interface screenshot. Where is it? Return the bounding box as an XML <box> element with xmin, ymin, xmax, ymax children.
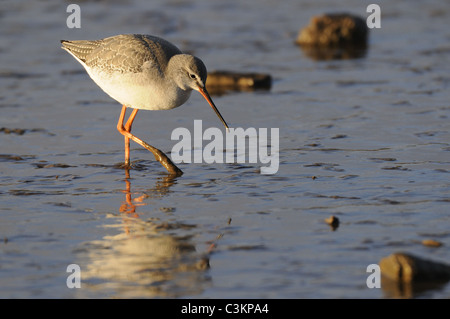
<box><xmin>120</xmin><ymin>169</ymin><xmax>138</xmax><ymax>236</ymax></box>
<box><xmin>116</xmin><ymin>105</ymin><xmax>183</xmax><ymax>175</ymax></box>
<box><xmin>120</xmin><ymin>168</ymin><xmax>137</xmax><ymax>217</ymax></box>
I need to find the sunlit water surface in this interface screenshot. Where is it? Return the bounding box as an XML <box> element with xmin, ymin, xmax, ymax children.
<box><xmin>0</xmin><ymin>0</ymin><xmax>449</xmax><ymax>298</ymax></box>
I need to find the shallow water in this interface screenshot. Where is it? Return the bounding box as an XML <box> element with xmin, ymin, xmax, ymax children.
<box><xmin>0</xmin><ymin>0</ymin><xmax>449</xmax><ymax>298</ymax></box>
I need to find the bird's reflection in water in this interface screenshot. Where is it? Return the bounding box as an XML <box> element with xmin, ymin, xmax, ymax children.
<box><xmin>80</xmin><ymin>169</ymin><xmax>211</xmax><ymax>298</ymax></box>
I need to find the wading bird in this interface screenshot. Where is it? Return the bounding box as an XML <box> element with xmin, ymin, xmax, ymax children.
<box><xmin>61</xmin><ymin>34</ymin><xmax>229</xmax><ymax>175</ymax></box>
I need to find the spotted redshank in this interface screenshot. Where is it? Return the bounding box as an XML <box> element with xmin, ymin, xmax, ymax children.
<box><xmin>61</xmin><ymin>34</ymin><xmax>229</xmax><ymax>175</ymax></box>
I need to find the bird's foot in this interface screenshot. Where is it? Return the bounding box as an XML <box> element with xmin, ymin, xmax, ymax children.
<box><xmin>140</xmin><ymin>141</ymin><xmax>183</xmax><ymax>176</ymax></box>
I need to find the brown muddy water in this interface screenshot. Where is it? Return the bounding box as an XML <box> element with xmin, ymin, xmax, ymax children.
<box><xmin>0</xmin><ymin>0</ymin><xmax>449</xmax><ymax>298</ymax></box>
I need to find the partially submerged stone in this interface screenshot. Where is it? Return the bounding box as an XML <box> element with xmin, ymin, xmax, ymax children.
<box><xmin>296</xmin><ymin>13</ymin><xmax>368</xmax><ymax>60</ymax></box>
<box><xmin>297</xmin><ymin>13</ymin><xmax>368</xmax><ymax>47</ymax></box>
<box><xmin>380</xmin><ymin>252</ymin><xmax>450</xmax><ymax>283</ymax></box>
<box><xmin>325</xmin><ymin>215</ymin><xmax>340</xmax><ymax>230</ymax></box>
<box><xmin>206</xmin><ymin>71</ymin><xmax>271</xmax><ymax>95</ymax></box>
<box><xmin>422</xmin><ymin>239</ymin><xmax>443</xmax><ymax>247</ymax></box>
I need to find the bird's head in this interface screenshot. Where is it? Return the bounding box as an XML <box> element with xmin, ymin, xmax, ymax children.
<box><xmin>172</xmin><ymin>54</ymin><xmax>229</xmax><ymax>131</ymax></box>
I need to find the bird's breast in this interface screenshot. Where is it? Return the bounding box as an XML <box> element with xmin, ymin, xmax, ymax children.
<box><xmin>86</xmin><ymin>68</ymin><xmax>192</xmax><ymax>110</ymax></box>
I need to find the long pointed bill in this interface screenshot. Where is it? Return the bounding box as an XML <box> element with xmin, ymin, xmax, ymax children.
<box><xmin>198</xmin><ymin>86</ymin><xmax>230</xmax><ymax>132</ymax></box>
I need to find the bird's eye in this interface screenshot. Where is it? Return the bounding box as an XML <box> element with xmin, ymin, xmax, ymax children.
<box><xmin>189</xmin><ymin>74</ymin><xmax>196</xmax><ymax>79</ymax></box>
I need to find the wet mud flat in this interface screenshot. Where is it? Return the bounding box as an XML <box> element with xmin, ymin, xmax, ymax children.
<box><xmin>1</xmin><ymin>0</ymin><xmax>450</xmax><ymax>298</ymax></box>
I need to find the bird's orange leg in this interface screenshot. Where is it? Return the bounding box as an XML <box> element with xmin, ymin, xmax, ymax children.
<box><xmin>122</xmin><ymin>107</ymin><xmax>138</xmax><ymax>167</ymax></box>
<box><xmin>117</xmin><ymin>105</ymin><xmax>183</xmax><ymax>176</ymax></box>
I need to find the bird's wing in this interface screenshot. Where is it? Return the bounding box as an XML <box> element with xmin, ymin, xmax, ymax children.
<box><xmin>61</xmin><ymin>34</ymin><xmax>182</xmax><ymax>75</ymax></box>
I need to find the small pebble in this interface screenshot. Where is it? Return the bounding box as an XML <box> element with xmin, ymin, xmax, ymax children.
<box><xmin>422</xmin><ymin>239</ymin><xmax>443</xmax><ymax>247</ymax></box>
<box><xmin>325</xmin><ymin>215</ymin><xmax>340</xmax><ymax>230</ymax></box>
